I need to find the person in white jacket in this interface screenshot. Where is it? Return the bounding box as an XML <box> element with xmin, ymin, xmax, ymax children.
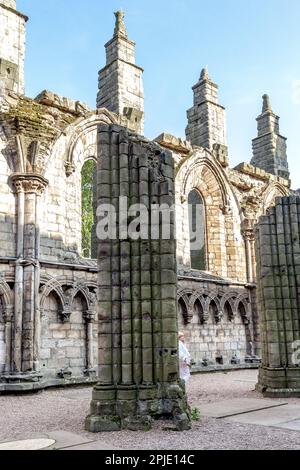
<box><xmin>178</xmin><ymin>332</ymin><xmax>192</xmax><ymax>383</ymax></box>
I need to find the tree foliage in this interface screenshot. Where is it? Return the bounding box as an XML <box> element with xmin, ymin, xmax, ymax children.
<box><xmin>81</xmin><ymin>160</ymin><xmax>95</xmax><ymax>258</ymax></box>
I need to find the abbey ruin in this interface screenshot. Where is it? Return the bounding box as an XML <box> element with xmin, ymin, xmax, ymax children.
<box><xmin>0</xmin><ymin>1</ymin><xmax>297</xmax><ymax>395</ymax></box>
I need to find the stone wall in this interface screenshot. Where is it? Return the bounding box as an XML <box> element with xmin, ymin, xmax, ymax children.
<box><xmin>256</xmin><ymin>196</ymin><xmax>300</xmax><ymax>397</ymax></box>
<box><xmin>40</xmin><ymin>293</ymin><xmax>97</xmax><ymax>378</ymax></box>
<box><xmin>178</xmin><ymin>274</ymin><xmax>255</xmax><ymax>367</ymax></box>
<box><xmin>0</xmin><ymin>1</ymin><xmax>27</xmax><ymax>94</ymax></box>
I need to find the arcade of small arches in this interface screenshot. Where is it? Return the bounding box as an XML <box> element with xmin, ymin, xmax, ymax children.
<box><xmin>0</xmin><ymin>276</ymin><xmax>98</xmax><ymax>378</ymax></box>
<box><xmin>177</xmin><ymin>287</ymin><xmax>255</xmax><ymax>366</ymax></box>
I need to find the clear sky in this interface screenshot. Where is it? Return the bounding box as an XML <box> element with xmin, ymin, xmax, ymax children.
<box><xmin>18</xmin><ymin>0</ymin><xmax>300</xmax><ymax>188</ymax></box>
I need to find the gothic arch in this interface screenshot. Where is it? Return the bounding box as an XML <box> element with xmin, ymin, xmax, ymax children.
<box><xmin>261</xmin><ymin>182</ymin><xmax>289</xmax><ymax>214</ymax></box>
<box><xmin>220</xmin><ymin>292</ymin><xmax>238</xmax><ymax>315</ymax></box>
<box><xmin>176</xmin><ymin>149</ymin><xmax>244</xmax><ymax>279</ymax></box>
<box><xmin>39</xmin><ymin>278</ymin><xmax>65</xmax><ymax>313</ymax></box>
<box><xmin>234</xmin><ymin>295</ymin><xmax>251</xmax><ymax>324</ymax></box>
<box><xmin>0</xmin><ymin>279</ymin><xmax>13</xmax><ymax>312</ymax></box>
<box><xmin>40</xmin><ymin>276</ymin><xmax>97</xmax><ymax>315</ymax></box>
<box><xmin>64</xmin><ymin>110</ymin><xmax>118</xmax><ymax>173</ymax></box>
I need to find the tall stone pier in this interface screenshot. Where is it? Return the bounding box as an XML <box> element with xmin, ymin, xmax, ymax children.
<box><xmin>256</xmin><ymin>196</ymin><xmax>300</xmax><ymax>397</ymax></box>
<box><xmin>85</xmin><ymin>124</ymin><xmax>190</xmax><ymax>432</ymax></box>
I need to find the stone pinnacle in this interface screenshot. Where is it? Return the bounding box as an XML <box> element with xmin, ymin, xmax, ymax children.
<box><xmin>200</xmin><ymin>67</ymin><xmax>210</xmax><ymax>81</ymax></box>
<box><xmin>114</xmin><ymin>10</ymin><xmax>128</xmax><ymax>39</ymax></box>
<box><xmin>262</xmin><ymin>94</ymin><xmax>272</xmax><ymax>113</ymax></box>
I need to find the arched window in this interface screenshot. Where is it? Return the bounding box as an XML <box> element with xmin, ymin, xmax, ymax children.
<box><xmin>188</xmin><ymin>189</ymin><xmax>206</xmax><ymax>270</ymax></box>
<box><xmin>81</xmin><ymin>160</ymin><xmax>97</xmax><ymax>258</ymax></box>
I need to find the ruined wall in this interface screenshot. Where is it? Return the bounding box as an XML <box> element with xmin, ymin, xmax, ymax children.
<box><xmin>256</xmin><ymin>196</ymin><xmax>300</xmax><ymax>397</ymax></box>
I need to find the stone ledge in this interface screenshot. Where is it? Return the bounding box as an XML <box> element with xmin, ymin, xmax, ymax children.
<box><xmin>192</xmin><ymin>363</ymin><xmax>260</xmax><ymax>374</ymax></box>
<box><xmin>234</xmin><ymin>162</ymin><xmax>290</xmax><ymax>186</ymax></box>
<box><xmin>0</xmin><ymin>2</ymin><xmax>29</xmax><ymax>21</ymax></box>
<box><xmin>0</xmin><ymin>375</ymin><xmax>97</xmax><ymax>394</ymax></box>
<box><xmin>34</xmin><ymin>90</ymin><xmax>91</xmax><ymax>117</ymax></box>
<box><xmin>154</xmin><ymin>133</ymin><xmax>192</xmax><ymax>155</ymax></box>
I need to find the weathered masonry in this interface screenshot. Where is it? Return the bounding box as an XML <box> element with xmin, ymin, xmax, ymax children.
<box><xmin>256</xmin><ymin>196</ymin><xmax>300</xmax><ymax>397</ymax></box>
<box><xmin>86</xmin><ymin>124</ymin><xmax>190</xmax><ymax>432</ymax></box>
<box><xmin>0</xmin><ymin>3</ymin><xmax>293</xmax><ymax>391</ymax></box>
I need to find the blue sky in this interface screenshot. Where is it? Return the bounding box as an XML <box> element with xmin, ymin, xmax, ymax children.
<box><xmin>18</xmin><ymin>0</ymin><xmax>300</xmax><ymax>187</ymax></box>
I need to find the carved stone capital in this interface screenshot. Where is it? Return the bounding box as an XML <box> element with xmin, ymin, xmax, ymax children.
<box><xmin>10</xmin><ymin>173</ymin><xmax>48</xmax><ymax>195</ymax></box>
<box><xmin>60</xmin><ymin>310</ymin><xmax>71</xmax><ymax>323</ymax></box>
<box><xmin>200</xmin><ymin>311</ymin><xmax>209</xmax><ymax>324</ymax></box>
<box><xmin>84</xmin><ymin>309</ymin><xmax>96</xmax><ymax>323</ymax></box>
<box><xmin>64</xmin><ymin>161</ymin><xmax>76</xmax><ymax>177</ymax></box>
<box><xmin>241</xmin><ymin>218</ymin><xmax>256</xmax><ymax>241</ymax></box>
<box><xmin>3</xmin><ymin>305</ymin><xmax>13</xmax><ymax>322</ymax></box>
<box><xmin>216</xmin><ymin>311</ymin><xmax>224</xmax><ymax>323</ymax></box>
<box><xmin>242</xmin><ymin>229</ymin><xmax>255</xmax><ymax>242</ymax></box>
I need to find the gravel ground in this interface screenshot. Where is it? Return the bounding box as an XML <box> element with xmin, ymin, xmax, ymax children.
<box><xmin>0</xmin><ymin>369</ymin><xmax>300</xmax><ymax>450</ymax></box>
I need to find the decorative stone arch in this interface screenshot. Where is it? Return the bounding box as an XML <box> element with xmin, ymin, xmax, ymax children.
<box><xmin>234</xmin><ymin>295</ymin><xmax>254</xmax><ymax>356</ymax></box>
<box><xmin>234</xmin><ymin>295</ymin><xmax>251</xmax><ymax>325</ymax></box>
<box><xmin>39</xmin><ymin>276</ymin><xmax>97</xmax><ymax>376</ymax></box>
<box><xmin>206</xmin><ymin>294</ymin><xmax>223</xmax><ymax>324</ymax></box>
<box><xmin>220</xmin><ymin>291</ymin><xmax>238</xmax><ymax>320</ymax></box>
<box><xmin>40</xmin><ymin>276</ymin><xmax>97</xmax><ymax>323</ymax></box>
<box><xmin>176</xmin><ymin>150</ymin><xmax>244</xmax><ymax>279</ymax></box>
<box><xmin>0</xmin><ymin>279</ymin><xmax>13</xmax><ymax>312</ymax></box>
<box><xmin>181</xmin><ymin>155</ymin><xmax>229</xmax><ymax>209</ymax></box>
<box><xmin>261</xmin><ymin>182</ymin><xmax>289</xmax><ymax>215</ymax></box>
<box><xmin>64</xmin><ymin>109</ymin><xmax>118</xmax><ymax>175</ymax></box>
<box><xmin>178</xmin><ymin>297</ymin><xmax>189</xmax><ymax>325</ymax></box>
<box><xmin>39</xmin><ymin>277</ymin><xmax>65</xmax><ymax>316</ymax></box>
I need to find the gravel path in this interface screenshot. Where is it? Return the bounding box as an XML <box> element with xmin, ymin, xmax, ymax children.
<box><xmin>0</xmin><ymin>370</ymin><xmax>299</xmax><ymax>450</ymax></box>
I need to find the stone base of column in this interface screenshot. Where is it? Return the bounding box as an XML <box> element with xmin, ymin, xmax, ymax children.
<box><xmin>85</xmin><ymin>382</ymin><xmax>191</xmax><ymax>433</ymax></box>
<box><xmin>256</xmin><ymin>367</ymin><xmax>300</xmax><ymax>398</ymax></box>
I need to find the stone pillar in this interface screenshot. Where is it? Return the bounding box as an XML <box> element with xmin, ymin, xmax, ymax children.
<box><xmin>3</xmin><ymin>305</ymin><xmax>13</xmax><ymax>373</ymax></box>
<box><xmin>85</xmin><ymin>124</ymin><xmax>190</xmax><ymax>432</ymax></box>
<box><xmin>84</xmin><ymin>309</ymin><xmax>96</xmax><ymax>374</ymax></box>
<box><xmin>256</xmin><ymin>196</ymin><xmax>300</xmax><ymax>397</ymax></box>
<box><xmin>242</xmin><ymin>218</ymin><xmax>256</xmax><ymax>283</ymax></box>
<box><xmin>10</xmin><ymin>174</ymin><xmax>48</xmax><ymax>373</ymax></box>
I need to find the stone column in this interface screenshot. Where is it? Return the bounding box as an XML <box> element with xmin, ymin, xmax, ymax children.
<box><xmin>256</xmin><ymin>196</ymin><xmax>300</xmax><ymax>397</ymax></box>
<box><xmin>10</xmin><ymin>174</ymin><xmax>48</xmax><ymax>373</ymax></box>
<box><xmin>13</xmin><ymin>184</ymin><xmax>25</xmax><ymax>372</ymax></box>
<box><xmin>84</xmin><ymin>309</ymin><xmax>96</xmax><ymax>374</ymax></box>
<box><xmin>86</xmin><ymin>124</ymin><xmax>190</xmax><ymax>432</ymax></box>
<box><xmin>3</xmin><ymin>305</ymin><xmax>13</xmax><ymax>373</ymax></box>
<box><xmin>242</xmin><ymin>218</ymin><xmax>256</xmax><ymax>283</ymax></box>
